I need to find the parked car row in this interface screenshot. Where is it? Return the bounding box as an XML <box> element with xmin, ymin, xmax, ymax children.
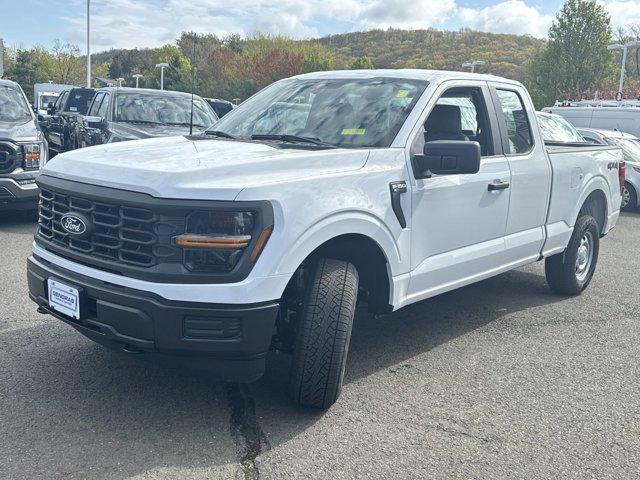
<box><xmin>39</xmin><ymin>87</ymin><xmax>220</xmax><ymax>157</ymax></box>
<box><xmin>27</xmin><ymin>70</ymin><xmax>624</xmax><ymax>409</ymax></box>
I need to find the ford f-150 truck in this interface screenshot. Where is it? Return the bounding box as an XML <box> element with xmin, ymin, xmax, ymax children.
<box><xmin>27</xmin><ymin>70</ymin><xmax>624</xmax><ymax>409</ymax></box>
<box><xmin>0</xmin><ymin>79</ymin><xmax>47</xmax><ymax>212</ymax></box>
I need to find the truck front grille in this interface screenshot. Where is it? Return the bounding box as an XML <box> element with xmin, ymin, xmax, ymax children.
<box><xmin>38</xmin><ymin>188</ymin><xmax>161</xmax><ymax>268</ymax></box>
<box><xmin>0</xmin><ymin>142</ymin><xmax>20</xmax><ymax>174</ymax></box>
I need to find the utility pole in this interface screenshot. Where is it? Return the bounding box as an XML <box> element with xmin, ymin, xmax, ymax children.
<box><xmin>86</xmin><ymin>0</ymin><xmax>91</xmax><ymax>87</ymax></box>
<box><xmin>155</xmin><ymin>63</ymin><xmax>169</xmax><ymax>90</ymax></box>
<box><xmin>0</xmin><ymin>38</ymin><xmax>4</xmax><ymax>78</ymax></box>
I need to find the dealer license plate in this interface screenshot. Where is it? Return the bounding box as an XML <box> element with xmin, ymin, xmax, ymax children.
<box><xmin>47</xmin><ymin>279</ymin><xmax>80</xmax><ymax>320</ymax></box>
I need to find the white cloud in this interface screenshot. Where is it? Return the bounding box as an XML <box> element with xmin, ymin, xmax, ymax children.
<box><xmin>58</xmin><ymin>0</ymin><xmax>640</xmax><ymax>52</ymax></box>
<box><xmin>458</xmin><ymin>0</ymin><xmax>553</xmax><ymax>37</ymax></box>
<box><xmin>599</xmin><ymin>1</ymin><xmax>640</xmax><ymax>31</ymax></box>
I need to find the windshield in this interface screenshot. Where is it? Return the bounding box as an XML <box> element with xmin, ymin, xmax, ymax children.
<box><xmin>537</xmin><ymin>114</ymin><xmax>586</xmax><ymax>143</ymax></box>
<box><xmin>0</xmin><ymin>85</ymin><xmax>32</xmax><ymax>123</ymax></box>
<box><xmin>114</xmin><ymin>92</ymin><xmax>218</xmax><ymax>128</ymax></box>
<box><xmin>606</xmin><ymin>137</ymin><xmax>640</xmax><ymax>162</ymax></box>
<box><xmin>39</xmin><ymin>94</ymin><xmax>59</xmax><ymax>109</ymax></box>
<box><xmin>210</xmin><ymin>77</ymin><xmax>429</xmax><ymax>148</ymax></box>
<box><xmin>65</xmin><ymin>90</ymin><xmax>94</xmax><ymax>114</ymax></box>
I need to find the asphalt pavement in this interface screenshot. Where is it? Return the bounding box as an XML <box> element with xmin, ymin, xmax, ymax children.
<box><xmin>1</xmin><ymin>210</ymin><xmax>639</xmax><ymax>479</ymax></box>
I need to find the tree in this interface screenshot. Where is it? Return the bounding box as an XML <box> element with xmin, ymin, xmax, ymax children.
<box><xmin>51</xmin><ymin>40</ymin><xmax>84</xmax><ymax>85</ymax></box>
<box><xmin>525</xmin><ymin>0</ymin><xmax>612</xmax><ymax>106</ymax></box>
<box><xmin>349</xmin><ymin>56</ymin><xmax>374</xmax><ymax>70</ymax></box>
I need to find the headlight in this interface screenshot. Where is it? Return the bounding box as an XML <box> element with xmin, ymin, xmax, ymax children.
<box><xmin>21</xmin><ymin>143</ymin><xmax>46</xmax><ymax>171</ymax></box>
<box><xmin>173</xmin><ymin>211</ymin><xmax>272</xmax><ymax>273</ymax></box>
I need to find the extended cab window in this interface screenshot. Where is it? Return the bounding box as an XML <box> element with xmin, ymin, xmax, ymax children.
<box><xmin>496</xmin><ymin>90</ymin><xmax>533</xmax><ymax>154</ymax></box>
<box><xmin>88</xmin><ymin>93</ymin><xmax>105</xmax><ymax>117</ymax></box>
<box><xmin>414</xmin><ymin>87</ymin><xmax>494</xmax><ymax>157</ymax></box>
<box><xmin>96</xmin><ymin>93</ymin><xmax>110</xmax><ymax>119</ymax></box>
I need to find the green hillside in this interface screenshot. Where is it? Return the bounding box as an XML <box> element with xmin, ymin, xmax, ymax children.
<box><xmin>321</xmin><ymin>28</ymin><xmax>546</xmax><ymax>81</ymax></box>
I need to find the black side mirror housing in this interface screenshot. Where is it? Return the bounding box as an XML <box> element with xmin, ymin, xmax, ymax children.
<box><xmin>412</xmin><ymin>140</ymin><xmax>481</xmax><ymax>179</ymax></box>
<box><xmin>84</xmin><ymin>115</ymin><xmax>105</xmax><ymax>129</ymax></box>
<box><xmin>47</xmin><ymin>103</ymin><xmax>56</xmax><ymax>115</ymax></box>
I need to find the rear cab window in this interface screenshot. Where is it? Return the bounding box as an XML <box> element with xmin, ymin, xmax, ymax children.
<box><xmin>65</xmin><ymin>90</ymin><xmax>95</xmax><ymax>115</ymax></box>
<box><xmin>495</xmin><ymin>89</ymin><xmax>533</xmax><ymax>155</ymax></box>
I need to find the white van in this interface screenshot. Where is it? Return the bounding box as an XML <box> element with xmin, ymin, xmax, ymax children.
<box><xmin>542</xmin><ymin>102</ymin><xmax>640</xmax><ymax>139</ymax></box>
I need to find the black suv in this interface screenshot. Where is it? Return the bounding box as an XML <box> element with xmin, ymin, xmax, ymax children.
<box><xmin>40</xmin><ymin>87</ymin><xmax>95</xmax><ymax>156</ymax></box>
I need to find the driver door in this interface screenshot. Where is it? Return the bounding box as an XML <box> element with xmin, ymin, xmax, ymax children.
<box><xmin>406</xmin><ymin>82</ymin><xmax>512</xmax><ymax>302</ymax></box>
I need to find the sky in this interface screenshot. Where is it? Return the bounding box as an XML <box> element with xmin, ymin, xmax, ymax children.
<box><xmin>1</xmin><ymin>0</ymin><xmax>640</xmax><ymax>52</ymax></box>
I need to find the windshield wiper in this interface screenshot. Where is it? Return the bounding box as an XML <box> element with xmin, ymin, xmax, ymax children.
<box><xmin>250</xmin><ymin>134</ymin><xmax>336</xmax><ymax>148</ymax></box>
<box><xmin>204</xmin><ymin>130</ymin><xmax>238</xmax><ymax>139</ymax></box>
<box><xmin>119</xmin><ymin>119</ymin><xmax>165</xmax><ymax>125</ymax></box>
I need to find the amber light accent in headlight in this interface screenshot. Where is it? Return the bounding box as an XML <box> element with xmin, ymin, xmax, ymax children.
<box><xmin>249</xmin><ymin>225</ymin><xmax>273</xmax><ymax>262</ymax></box>
<box><xmin>174</xmin><ymin>234</ymin><xmax>251</xmax><ymax>248</ymax></box>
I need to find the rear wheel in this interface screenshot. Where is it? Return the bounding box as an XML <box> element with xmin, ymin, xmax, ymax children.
<box><xmin>288</xmin><ymin>258</ymin><xmax>358</xmax><ymax>409</ymax></box>
<box><xmin>621</xmin><ymin>182</ymin><xmax>637</xmax><ymax>212</ymax></box>
<box><xmin>545</xmin><ymin>215</ymin><xmax>599</xmax><ymax>295</ymax></box>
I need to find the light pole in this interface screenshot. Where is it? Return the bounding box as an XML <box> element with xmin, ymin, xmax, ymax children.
<box><xmin>116</xmin><ymin>77</ymin><xmax>124</xmax><ymax>87</ymax></box>
<box><xmin>132</xmin><ymin>74</ymin><xmax>143</xmax><ymax>88</ymax></box>
<box><xmin>155</xmin><ymin>63</ymin><xmax>169</xmax><ymax>90</ymax></box>
<box><xmin>86</xmin><ymin>0</ymin><xmax>91</xmax><ymax>87</ymax></box>
<box><xmin>0</xmin><ymin>38</ymin><xmax>4</xmax><ymax>78</ymax></box>
<box><xmin>462</xmin><ymin>60</ymin><xmax>486</xmax><ymax>73</ymax></box>
<box><xmin>608</xmin><ymin>41</ymin><xmax>640</xmax><ymax>100</ymax></box>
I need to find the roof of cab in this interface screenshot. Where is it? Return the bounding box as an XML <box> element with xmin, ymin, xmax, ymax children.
<box><xmin>0</xmin><ymin>78</ymin><xmax>20</xmax><ymax>87</ymax></box>
<box><xmin>293</xmin><ymin>69</ymin><xmax>522</xmax><ymax>86</ymax></box>
<box><xmin>94</xmin><ymin>86</ymin><xmax>200</xmax><ymax>97</ymax></box>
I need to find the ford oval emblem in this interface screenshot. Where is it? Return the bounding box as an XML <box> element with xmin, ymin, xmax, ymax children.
<box><xmin>60</xmin><ymin>213</ymin><xmax>88</xmax><ymax>236</ymax></box>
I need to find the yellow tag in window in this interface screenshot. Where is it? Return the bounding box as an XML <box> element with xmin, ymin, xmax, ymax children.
<box><xmin>341</xmin><ymin>128</ymin><xmax>366</xmax><ymax>135</ymax></box>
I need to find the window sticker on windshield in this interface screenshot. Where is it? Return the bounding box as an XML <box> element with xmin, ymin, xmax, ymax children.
<box><xmin>396</xmin><ymin>90</ymin><xmax>409</xmax><ymax>98</ymax></box>
<box><xmin>342</xmin><ymin>128</ymin><xmax>366</xmax><ymax>135</ymax></box>
<box><xmin>69</xmin><ymin>107</ymin><xmax>77</xmax><ymax>111</ymax></box>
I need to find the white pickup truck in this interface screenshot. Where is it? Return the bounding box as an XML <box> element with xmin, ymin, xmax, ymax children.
<box><xmin>28</xmin><ymin>70</ymin><xmax>624</xmax><ymax>409</ymax></box>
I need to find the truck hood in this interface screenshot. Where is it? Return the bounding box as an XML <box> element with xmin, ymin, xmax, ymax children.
<box><xmin>41</xmin><ymin>135</ymin><xmax>370</xmax><ymax>200</ymax></box>
<box><xmin>0</xmin><ymin>118</ymin><xmax>39</xmax><ymax>141</ymax></box>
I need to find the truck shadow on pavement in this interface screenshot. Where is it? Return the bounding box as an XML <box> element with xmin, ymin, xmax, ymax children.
<box><xmin>1</xmin><ymin>246</ymin><xmax>565</xmax><ymax>479</ymax></box>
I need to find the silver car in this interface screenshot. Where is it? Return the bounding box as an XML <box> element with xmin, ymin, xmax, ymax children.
<box><xmin>578</xmin><ymin>128</ymin><xmax>640</xmax><ymax>212</ymax></box>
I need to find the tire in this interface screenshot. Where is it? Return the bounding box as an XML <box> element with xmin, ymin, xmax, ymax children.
<box><xmin>545</xmin><ymin>215</ymin><xmax>600</xmax><ymax>295</ymax></box>
<box><xmin>289</xmin><ymin>258</ymin><xmax>358</xmax><ymax>409</ymax></box>
<box><xmin>621</xmin><ymin>182</ymin><xmax>638</xmax><ymax>212</ymax></box>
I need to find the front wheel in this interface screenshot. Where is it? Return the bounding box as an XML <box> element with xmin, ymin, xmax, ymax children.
<box><xmin>288</xmin><ymin>258</ymin><xmax>358</xmax><ymax>409</ymax></box>
<box><xmin>621</xmin><ymin>182</ymin><xmax>638</xmax><ymax>212</ymax></box>
<box><xmin>545</xmin><ymin>215</ymin><xmax>600</xmax><ymax>295</ymax></box>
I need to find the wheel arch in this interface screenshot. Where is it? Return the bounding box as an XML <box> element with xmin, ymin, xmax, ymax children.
<box><xmin>275</xmin><ymin>213</ymin><xmax>402</xmax><ymax>313</ymax></box>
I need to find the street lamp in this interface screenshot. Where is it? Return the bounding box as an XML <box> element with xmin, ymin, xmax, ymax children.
<box><xmin>116</xmin><ymin>77</ymin><xmax>124</xmax><ymax>87</ymax></box>
<box><xmin>608</xmin><ymin>41</ymin><xmax>640</xmax><ymax>100</ymax></box>
<box><xmin>462</xmin><ymin>60</ymin><xmax>486</xmax><ymax>73</ymax></box>
<box><xmin>132</xmin><ymin>74</ymin><xmax>143</xmax><ymax>88</ymax></box>
<box><xmin>86</xmin><ymin>0</ymin><xmax>91</xmax><ymax>87</ymax></box>
<box><xmin>155</xmin><ymin>63</ymin><xmax>169</xmax><ymax>90</ymax></box>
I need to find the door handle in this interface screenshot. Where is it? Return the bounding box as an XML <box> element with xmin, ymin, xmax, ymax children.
<box><xmin>488</xmin><ymin>180</ymin><xmax>510</xmax><ymax>191</ymax></box>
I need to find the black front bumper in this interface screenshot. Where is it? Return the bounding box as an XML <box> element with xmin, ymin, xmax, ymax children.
<box><xmin>27</xmin><ymin>256</ymin><xmax>280</xmax><ymax>382</ymax></box>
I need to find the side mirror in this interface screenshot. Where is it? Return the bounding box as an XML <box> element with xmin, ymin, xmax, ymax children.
<box><xmin>84</xmin><ymin>115</ymin><xmax>104</xmax><ymax>128</ymax></box>
<box><xmin>412</xmin><ymin>140</ymin><xmax>481</xmax><ymax>179</ymax></box>
<box><xmin>47</xmin><ymin>103</ymin><xmax>56</xmax><ymax>115</ymax></box>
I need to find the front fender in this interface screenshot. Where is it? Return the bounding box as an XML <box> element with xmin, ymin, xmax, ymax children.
<box><xmin>274</xmin><ymin>210</ymin><xmax>405</xmax><ymax>278</ymax></box>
